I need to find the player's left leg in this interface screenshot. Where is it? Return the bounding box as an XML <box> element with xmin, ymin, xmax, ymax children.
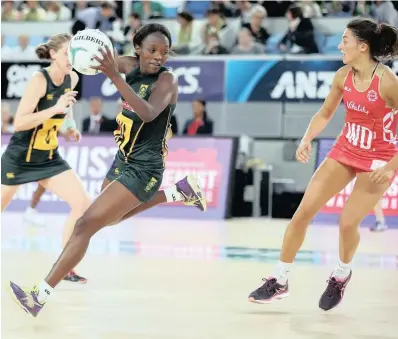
<box><xmin>319</xmin><ymin>172</ymin><xmax>392</xmax><ymax>311</ymax></box>
<box><xmin>370</xmin><ymin>199</ymin><xmax>388</xmax><ymax>232</ymax></box>
<box><xmin>39</xmin><ymin>170</ymin><xmax>91</xmax><ymax>283</ymax></box>
<box><xmin>9</xmin><ymin>180</ymin><xmax>142</xmax><ymax>317</ymax></box>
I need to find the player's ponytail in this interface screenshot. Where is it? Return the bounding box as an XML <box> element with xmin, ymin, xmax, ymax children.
<box><xmin>347</xmin><ymin>18</ymin><xmax>398</xmax><ymax>60</ymax></box>
<box><xmin>35</xmin><ymin>33</ymin><xmax>71</xmax><ymax>60</ymax></box>
<box><xmin>35</xmin><ymin>43</ymin><xmax>51</xmax><ymax>60</ymax></box>
<box><xmin>377</xmin><ymin>23</ymin><xmax>398</xmax><ymax>59</ymax></box>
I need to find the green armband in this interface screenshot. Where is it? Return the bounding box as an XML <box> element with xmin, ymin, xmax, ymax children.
<box><xmin>64</xmin><ymin>118</ymin><xmax>77</xmax><ymax>130</ymax></box>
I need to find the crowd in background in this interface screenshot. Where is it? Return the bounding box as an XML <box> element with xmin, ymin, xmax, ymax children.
<box><xmin>2</xmin><ymin>1</ymin><xmax>398</xmax><ymax>58</ymax></box>
<box><xmin>2</xmin><ymin>0</ymin><xmax>398</xmax><ymax>137</ymax></box>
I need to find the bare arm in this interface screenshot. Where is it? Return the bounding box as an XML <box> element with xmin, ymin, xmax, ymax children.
<box><xmin>66</xmin><ymin>71</ymin><xmax>79</xmax><ymax>121</ymax></box>
<box><xmin>111</xmin><ymin>71</ymin><xmax>178</xmax><ymax>123</ymax></box>
<box><xmin>301</xmin><ymin>66</ymin><xmax>348</xmax><ymax>143</ymax></box>
<box><xmin>92</xmin><ymin>48</ymin><xmax>177</xmax><ymax>122</ymax></box>
<box><xmin>13</xmin><ymin>72</ymin><xmax>57</xmax><ymax>132</ymax></box>
<box><xmin>380</xmin><ymin>68</ymin><xmax>398</xmax><ymax>171</ymax></box>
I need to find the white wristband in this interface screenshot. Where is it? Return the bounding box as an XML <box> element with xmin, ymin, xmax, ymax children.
<box><xmin>64</xmin><ymin>118</ymin><xmax>77</xmax><ymax>130</ymax></box>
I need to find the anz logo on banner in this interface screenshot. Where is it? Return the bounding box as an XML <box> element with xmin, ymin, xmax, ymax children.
<box><xmin>270</xmin><ymin>71</ymin><xmax>335</xmax><ymax>100</ymax></box>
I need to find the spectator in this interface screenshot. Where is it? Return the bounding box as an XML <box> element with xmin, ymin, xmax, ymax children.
<box><xmin>231</xmin><ymin>28</ymin><xmax>264</xmax><ymax>55</ymax></box>
<box><xmin>212</xmin><ymin>0</ymin><xmax>238</xmax><ymax>18</ymax></box>
<box><xmin>324</xmin><ymin>1</ymin><xmax>355</xmax><ymax>17</ymax></box>
<box><xmin>2</xmin><ymin>1</ymin><xmax>20</xmax><ymax>21</ymax></box>
<box><xmin>183</xmin><ymin>100</ymin><xmax>213</xmax><ymax>136</ymax></box>
<box><xmin>14</xmin><ymin>35</ymin><xmax>37</xmax><ymax>60</ymax></box>
<box><xmin>242</xmin><ymin>5</ymin><xmax>270</xmax><ymax>45</ymax></box>
<box><xmin>22</xmin><ymin>1</ymin><xmax>46</xmax><ymax>21</ymax></box>
<box><xmin>1</xmin><ymin>35</ymin><xmax>13</xmax><ymax>60</ymax></box>
<box><xmin>74</xmin><ymin>1</ymin><xmax>116</xmax><ymax>31</ymax></box>
<box><xmin>73</xmin><ymin>0</ymin><xmax>89</xmax><ymax>18</ymax></box>
<box><xmin>96</xmin><ymin>2</ymin><xmax>116</xmax><ymax>33</ymax></box>
<box><xmin>354</xmin><ymin>1</ymin><xmax>372</xmax><ymax>17</ymax></box>
<box><xmin>132</xmin><ymin>1</ymin><xmax>164</xmax><ymax>20</ymax></box>
<box><xmin>174</xmin><ymin>11</ymin><xmax>201</xmax><ymax>54</ymax></box>
<box><xmin>372</xmin><ymin>0</ymin><xmax>398</xmax><ymax>27</ymax></box>
<box><xmin>202</xmin><ymin>32</ymin><xmax>229</xmax><ymax>55</ymax></box>
<box><xmin>1</xmin><ymin>103</ymin><xmax>14</xmax><ymax>134</ymax></box>
<box><xmin>44</xmin><ymin>1</ymin><xmax>72</xmax><ymax>21</ymax></box>
<box><xmin>263</xmin><ymin>1</ymin><xmax>293</xmax><ymax>17</ymax></box>
<box><xmin>279</xmin><ymin>4</ymin><xmax>319</xmax><ymax>54</ymax></box>
<box><xmin>236</xmin><ymin>0</ymin><xmax>254</xmax><ymax>23</ymax></box>
<box><xmin>124</xmin><ymin>13</ymin><xmax>143</xmax><ymax>38</ymax></box>
<box><xmin>300</xmin><ymin>0</ymin><xmax>322</xmax><ymax>18</ymax></box>
<box><xmin>202</xmin><ymin>8</ymin><xmax>227</xmax><ymax>44</ymax></box>
<box><xmin>82</xmin><ymin>97</ymin><xmax>118</xmax><ymax>134</ymax></box>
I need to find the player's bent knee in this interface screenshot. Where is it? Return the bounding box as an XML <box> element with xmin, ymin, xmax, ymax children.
<box><xmin>339</xmin><ymin>214</ymin><xmax>359</xmax><ymax>234</ymax></box>
<box><xmin>73</xmin><ymin>215</ymin><xmax>97</xmax><ymax>238</ymax></box>
<box><xmin>72</xmin><ymin>216</ymin><xmax>89</xmax><ymax>237</ymax></box>
<box><xmin>73</xmin><ymin>210</ymin><xmax>107</xmax><ymax>238</ymax></box>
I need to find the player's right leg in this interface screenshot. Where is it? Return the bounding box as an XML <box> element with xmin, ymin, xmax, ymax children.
<box><xmin>248</xmin><ymin>158</ymin><xmax>356</xmax><ymax>304</ymax></box>
<box><xmin>39</xmin><ymin>170</ymin><xmax>91</xmax><ymax>283</ymax></box>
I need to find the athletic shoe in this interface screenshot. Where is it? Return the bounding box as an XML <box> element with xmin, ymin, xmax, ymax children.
<box><xmin>248</xmin><ymin>277</ymin><xmax>289</xmax><ymax>303</ymax></box>
<box><xmin>370</xmin><ymin>221</ymin><xmax>388</xmax><ymax>232</ymax></box>
<box><xmin>319</xmin><ymin>270</ymin><xmax>352</xmax><ymax>311</ymax></box>
<box><xmin>23</xmin><ymin>207</ymin><xmax>45</xmax><ymax>226</ymax></box>
<box><xmin>9</xmin><ymin>282</ymin><xmax>44</xmax><ymax>317</ymax></box>
<box><xmin>63</xmin><ymin>271</ymin><xmax>87</xmax><ymax>284</ymax></box>
<box><xmin>176</xmin><ymin>174</ymin><xmax>207</xmax><ymax>212</ymax></box>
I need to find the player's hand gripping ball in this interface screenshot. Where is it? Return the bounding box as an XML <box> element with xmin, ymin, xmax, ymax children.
<box><xmin>68</xmin><ymin>29</ymin><xmax>113</xmax><ymax>76</ymax></box>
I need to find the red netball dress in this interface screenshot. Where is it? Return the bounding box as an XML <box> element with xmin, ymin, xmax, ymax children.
<box><xmin>328</xmin><ymin>66</ymin><xmax>398</xmax><ymax>173</ymax></box>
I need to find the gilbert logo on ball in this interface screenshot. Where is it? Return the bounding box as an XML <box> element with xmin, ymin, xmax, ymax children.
<box><xmin>68</xmin><ymin>29</ymin><xmax>113</xmax><ymax>76</ymax></box>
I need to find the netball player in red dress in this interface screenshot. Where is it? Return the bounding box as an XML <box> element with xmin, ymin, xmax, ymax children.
<box><xmin>249</xmin><ymin>18</ymin><xmax>398</xmax><ymax>310</ymax></box>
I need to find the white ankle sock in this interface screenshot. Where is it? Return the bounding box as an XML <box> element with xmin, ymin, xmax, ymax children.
<box><xmin>274</xmin><ymin>260</ymin><xmax>292</xmax><ymax>285</ymax></box>
<box><xmin>37</xmin><ymin>280</ymin><xmax>53</xmax><ymax>304</ymax></box>
<box><xmin>333</xmin><ymin>260</ymin><xmax>351</xmax><ymax>279</ymax></box>
<box><xmin>376</xmin><ymin>216</ymin><xmax>385</xmax><ymax>224</ymax></box>
<box><xmin>164</xmin><ymin>186</ymin><xmax>184</xmax><ymax>203</ymax></box>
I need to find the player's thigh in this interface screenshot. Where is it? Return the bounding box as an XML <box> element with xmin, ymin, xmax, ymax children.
<box><xmin>1</xmin><ymin>185</ymin><xmax>19</xmax><ymax>212</ymax></box>
<box><xmin>39</xmin><ymin>170</ymin><xmax>90</xmax><ymax>215</ymax></box>
<box><xmin>101</xmin><ymin>178</ymin><xmax>111</xmax><ymax>192</ymax></box>
<box><xmin>75</xmin><ymin>180</ymin><xmax>141</xmax><ymax>237</ymax></box>
<box><xmin>340</xmin><ymin>172</ymin><xmax>391</xmax><ymax>229</ymax></box>
<box><xmin>294</xmin><ymin>158</ymin><xmax>356</xmax><ymax>221</ymax></box>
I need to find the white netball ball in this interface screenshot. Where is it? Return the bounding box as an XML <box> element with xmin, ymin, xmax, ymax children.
<box><xmin>68</xmin><ymin>29</ymin><xmax>113</xmax><ymax>76</ymax></box>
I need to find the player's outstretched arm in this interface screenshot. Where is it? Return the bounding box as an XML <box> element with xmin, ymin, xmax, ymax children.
<box><xmin>91</xmin><ymin>46</ymin><xmax>177</xmax><ymax>123</ymax></box>
<box><xmin>300</xmin><ymin>66</ymin><xmax>349</xmax><ymax>144</ymax></box>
